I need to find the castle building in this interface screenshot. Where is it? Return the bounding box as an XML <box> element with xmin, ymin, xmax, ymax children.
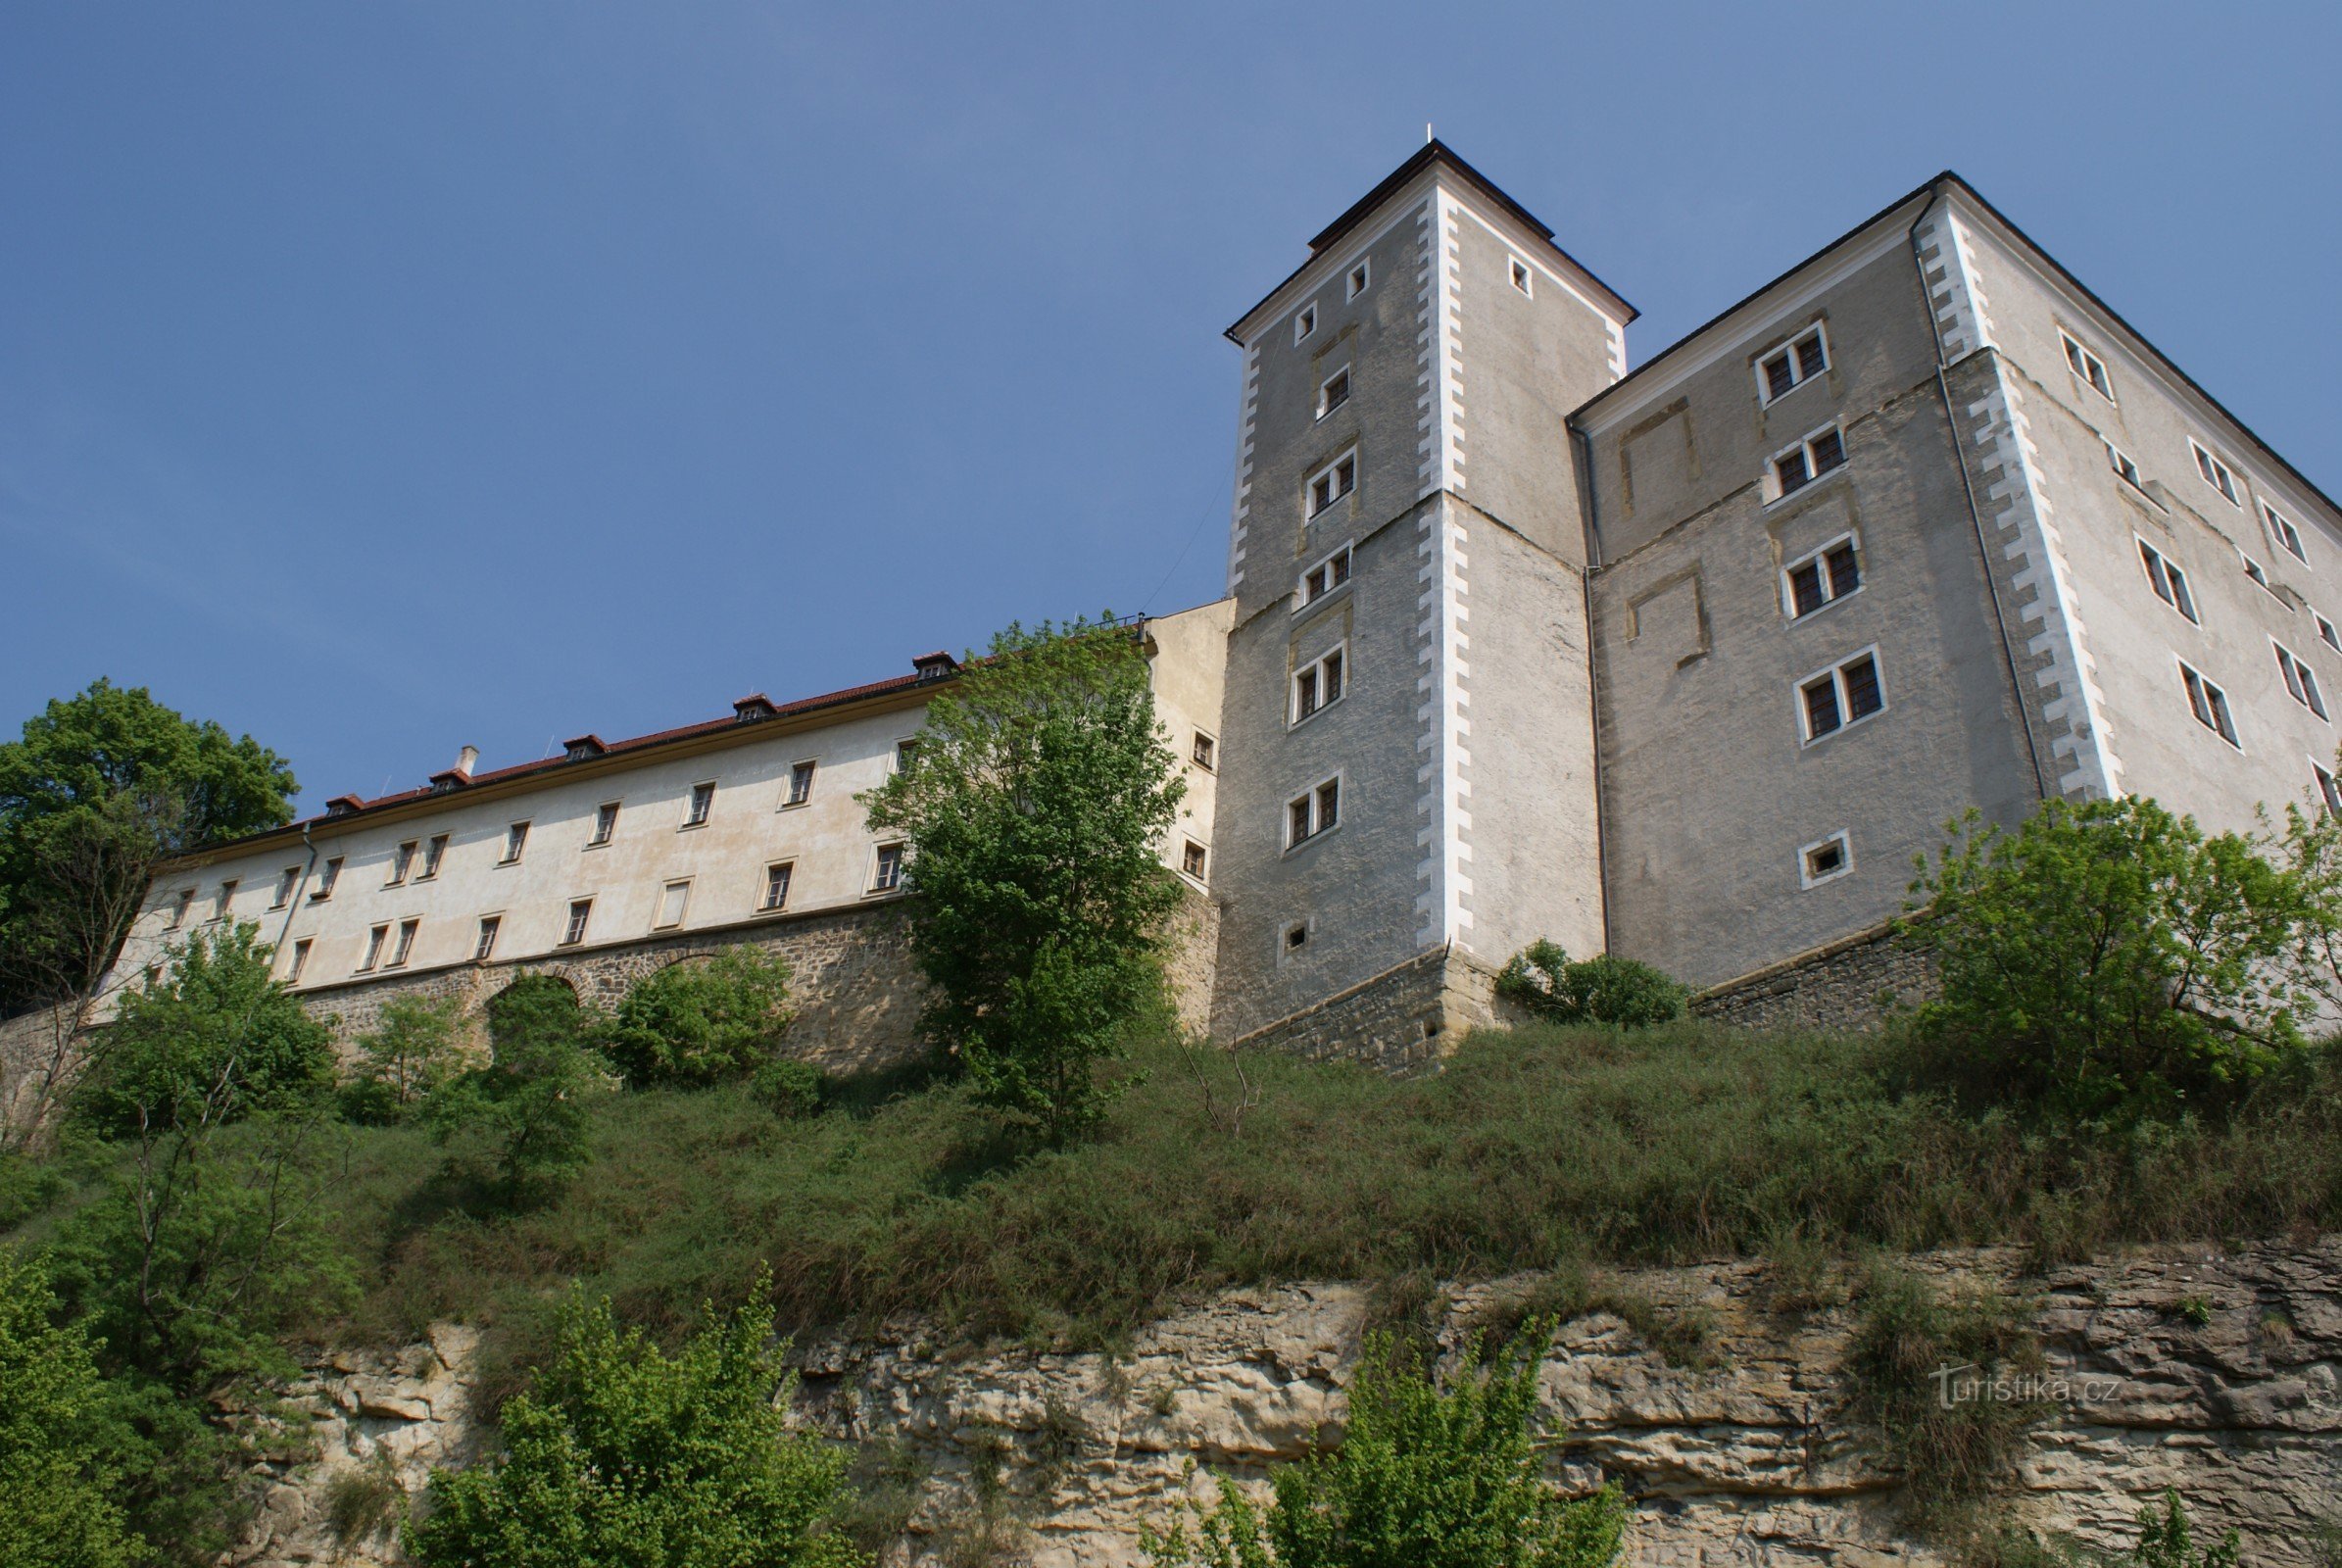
<box><xmin>99</xmin><ymin>145</ymin><xmax>2342</xmax><ymax>1070</ymax></box>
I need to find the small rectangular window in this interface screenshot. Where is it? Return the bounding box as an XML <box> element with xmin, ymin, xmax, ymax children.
<box><xmin>1297</xmin><ymin>543</ymin><xmax>1353</xmax><ymax>608</ymax></box>
<box><xmin>421</xmin><ymin>834</ymin><xmax>449</xmax><ymax>879</ymax></box>
<box><xmin>871</xmin><ymin>843</ymin><xmax>905</xmax><ymax>893</ymax></box>
<box><xmin>2137</xmin><ymin>539</ymin><xmax>2200</xmax><ymax>624</ymax></box>
<box><xmin>762</xmin><ymin>861</ymin><xmax>794</xmax><ymax>911</ymax></box>
<box><xmin>1293</xmin><ymin>302</ymin><xmax>1317</xmax><ymax>344</ymax></box>
<box><xmin>1181</xmin><ymin>840</ymin><xmax>1208</xmax><ymax>881</ymax></box>
<box><xmin>1315</xmin><ymin>365</ymin><xmax>1350</xmax><ymax>419</ymax></box>
<box><xmin>590</xmin><ymin>803</ymin><xmax>619</xmax><ymax>846</ymax></box>
<box><xmin>1783</xmin><ymin>534</ymin><xmax>1861</xmax><ymax>619</ymax></box>
<box><xmin>312</xmin><ymin>857</ymin><xmax>342</xmax><ymax>899</ymax></box>
<box><xmin>1799</xmin><ymin>831</ymin><xmax>1852</xmax><ymax>888</ymax></box>
<box><xmin>502</xmin><ymin>823</ymin><xmax>529</xmax><ymax>864</ymax></box>
<box><xmin>2318</xmin><ymin>761</ymin><xmax>2342</xmax><ymax>815</ymax></box>
<box><xmin>1287</xmin><ymin>775</ymin><xmax>1342</xmax><ymax>849</ymax></box>
<box><xmin>2060</xmin><ymin>330</ymin><xmax>2115</xmax><ymax>401</ymax></box>
<box><xmin>388</xmin><ymin>842</ymin><xmax>417</xmax><ymax>886</ymax></box>
<box><xmin>655</xmin><ymin>880</ymin><xmax>691</xmax><ymax>929</ymax></box>
<box><xmin>361</xmin><ymin>924</ymin><xmax>389</xmax><ymax>971</ymax></box>
<box><xmin>787</xmin><ymin>760</ymin><xmax>816</xmax><ymax>806</ymax></box>
<box><xmin>388</xmin><ymin>918</ymin><xmax>418</xmax><ymax>968</ymax></box>
<box><xmin>1345</xmin><ymin>260</ymin><xmax>1370</xmax><ymax>299</ymax></box>
<box><xmin>169</xmin><ymin>889</ymin><xmax>194</xmax><ymax>929</ymax></box>
<box><xmin>684</xmin><ymin>782</ymin><xmax>715</xmax><ymax>828</ymax></box>
<box><xmin>2244</xmin><ymin>553</ymin><xmax>2284</xmax><ymax>602</ymax></box>
<box><xmin>271</xmin><ymin>866</ymin><xmax>300</xmax><ymax>908</ymax></box>
<box><xmin>2318</xmin><ymin>613</ymin><xmax>2341</xmax><ymax>655</ymax></box>
<box><xmin>1798</xmin><ymin>650</ymin><xmax>1885</xmax><ymax>744</ymax></box>
<box><xmin>2180</xmin><ymin>662</ymin><xmax>2240</xmax><ymax>748</ymax></box>
<box><xmin>474</xmin><ymin>915</ymin><xmax>501</xmax><ymax>961</ymax></box>
<box><xmin>1306</xmin><ymin>449</ymin><xmax>1357</xmax><ymax>517</ymax></box>
<box><xmin>286</xmin><ymin>938</ymin><xmax>312</xmax><ymax>984</ymax></box>
<box><xmin>1291</xmin><ymin>645</ymin><xmax>1346</xmax><ymax>724</ymax></box>
<box><xmin>2266</xmin><ymin>504</ymin><xmax>2308</xmax><ymax>564</ymax></box>
<box><xmin>1757</xmin><ymin>324</ymin><xmax>1830</xmax><ymax>403</ymax></box>
<box><xmin>1507</xmin><ymin>256</ymin><xmax>1533</xmax><ymax>296</ymax></box>
<box><xmin>1191</xmin><ymin>732</ymin><xmax>1216</xmax><ymax>771</ymax></box>
<box><xmin>212</xmin><ymin>880</ymin><xmax>237</xmax><ymax>921</ymax></box>
<box><xmin>2108</xmin><ymin>444</ymin><xmax>2145</xmax><ymax>492</ymax></box>
<box><xmin>1769</xmin><ymin>425</ymin><xmax>1847</xmax><ymax>501</ymax></box>
<box><xmin>562</xmin><ymin>900</ymin><xmax>592</xmax><ymax>946</ymax></box>
<box><xmin>2275</xmin><ymin>642</ymin><xmax>2328</xmax><ymax>720</ymax></box>
<box><xmin>893</xmin><ymin>740</ymin><xmax>920</xmax><ymax>774</ymax></box>
<box><xmin>2192</xmin><ymin>440</ymin><xmax>2241</xmax><ymax>506</ymax></box>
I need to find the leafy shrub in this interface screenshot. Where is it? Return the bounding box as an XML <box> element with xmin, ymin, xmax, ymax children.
<box><xmin>861</xmin><ymin>616</ymin><xmax>1189</xmax><ymax>1142</ymax></box>
<box><xmin>1906</xmin><ymin>799</ymin><xmax>2321</xmax><ymax>1123</ymax></box>
<box><xmin>341</xmin><ymin>995</ymin><xmax>469</xmax><ymax>1124</ymax></box>
<box><xmin>1846</xmin><ymin>1263</ymin><xmax>2042</xmax><ymax>1531</ymax></box>
<box><xmin>1143</xmin><ymin>1319</ymin><xmax>1625</xmax><ymax>1568</ymax></box>
<box><xmin>603</xmin><ymin>949</ymin><xmax>794</xmax><ymax>1088</ymax></box>
<box><xmin>73</xmin><ymin>923</ymin><xmax>333</xmax><ymax>1136</ymax></box>
<box><xmin>1495</xmin><ymin>940</ymin><xmax>1686</xmax><ymax>1029</ymax></box>
<box><xmin>407</xmin><ymin>1284</ymin><xmax>865</xmax><ymax>1568</ymax></box>
<box><xmin>427</xmin><ymin>975</ymin><xmax>607</xmax><ymax>1196</ymax></box>
<box><xmin>321</xmin><ymin>1450</ymin><xmax>408</xmax><ymax>1547</ymax></box>
<box><xmin>2133</xmin><ymin>1492</ymin><xmax>2240</xmax><ymax>1568</ymax></box>
<box><xmin>0</xmin><ymin>1250</ymin><xmax>141</xmax><ymax>1568</ymax></box>
<box><xmin>750</xmin><ymin>1058</ymin><xmax>825</xmax><ymax>1117</ymax></box>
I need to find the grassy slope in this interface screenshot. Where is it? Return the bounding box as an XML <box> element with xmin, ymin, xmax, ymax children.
<box><xmin>298</xmin><ymin>1020</ymin><xmax>2341</xmax><ymax>1396</ymax></box>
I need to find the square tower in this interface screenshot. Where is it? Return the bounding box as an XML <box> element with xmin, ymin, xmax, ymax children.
<box><xmin>1208</xmin><ymin>142</ymin><xmax>1635</xmax><ymax>1063</ymax></box>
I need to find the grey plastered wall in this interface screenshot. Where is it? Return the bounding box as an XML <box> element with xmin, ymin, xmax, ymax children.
<box><xmin>1585</xmin><ymin>244</ymin><xmax>2038</xmax><ymax>990</ymax></box>
<box><xmin>1948</xmin><ymin>213</ymin><xmax>2342</xmax><ymax>836</ymax></box>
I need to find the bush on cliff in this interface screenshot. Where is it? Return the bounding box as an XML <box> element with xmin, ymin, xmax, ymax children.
<box><xmin>601</xmin><ymin>948</ymin><xmax>795</xmax><ymax>1089</ymax></box>
<box><xmin>1494</xmin><ymin>941</ymin><xmax>1686</xmax><ymax>1029</ymax></box>
<box><xmin>861</xmin><ymin>615</ymin><xmax>1188</xmax><ymax>1143</ymax></box>
<box><xmin>1142</xmin><ymin>1317</ymin><xmax>1624</xmax><ymax>1568</ymax></box>
<box><xmin>407</xmin><ymin>1283</ymin><xmax>864</xmax><ymax>1568</ymax></box>
<box><xmin>341</xmin><ymin>994</ymin><xmax>470</xmax><ymax>1124</ymax></box>
<box><xmin>425</xmin><ymin>975</ymin><xmax>608</xmax><ymax>1197</ymax></box>
<box><xmin>0</xmin><ymin>1250</ymin><xmax>141</xmax><ymax>1568</ymax></box>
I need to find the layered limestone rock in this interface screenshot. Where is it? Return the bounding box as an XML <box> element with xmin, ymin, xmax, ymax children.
<box><xmin>236</xmin><ymin>1241</ymin><xmax>2341</xmax><ymax>1567</ymax></box>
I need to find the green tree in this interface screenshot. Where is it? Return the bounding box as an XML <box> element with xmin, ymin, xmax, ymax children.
<box><xmin>0</xmin><ymin>1250</ymin><xmax>142</xmax><ymax>1568</ymax></box>
<box><xmin>862</xmin><ymin>616</ymin><xmax>1188</xmax><ymax>1141</ymax></box>
<box><xmin>428</xmin><ymin>975</ymin><xmax>606</xmax><ymax>1195</ymax></box>
<box><xmin>1495</xmin><ymin>942</ymin><xmax>1687</xmax><ymax>1029</ymax></box>
<box><xmin>1905</xmin><ymin>798</ymin><xmax>2320</xmax><ymax>1122</ymax></box>
<box><xmin>602</xmin><ymin>948</ymin><xmax>795</xmax><ymax>1088</ymax></box>
<box><xmin>1143</xmin><ymin>1322</ymin><xmax>1626</xmax><ymax>1568</ymax></box>
<box><xmin>408</xmin><ymin>1285</ymin><xmax>865</xmax><ymax>1568</ymax></box>
<box><xmin>2132</xmin><ymin>1492</ymin><xmax>2241</xmax><ymax>1568</ymax></box>
<box><xmin>0</xmin><ymin>679</ymin><xmax>296</xmax><ymax>1018</ymax></box>
<box><xmin>73</xmin><ymin>923</ymin><xmax>335</xmax><ymax>1138</ymax></box>
<box><xmin>342</xmin><ymin>995</ymin><xmax>469</xmax><ymax>1123</ymax></box>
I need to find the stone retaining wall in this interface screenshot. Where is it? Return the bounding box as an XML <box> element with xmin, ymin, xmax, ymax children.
<box><xmin>1227</xmin><ymin>945</ymin><xmax>1504</xmax><ymax>1071</ymax></box>
<box><xmin>1690</xmin><ymin>920</ymin><xmax>1940</xmax><ymax>1031</ymax></box>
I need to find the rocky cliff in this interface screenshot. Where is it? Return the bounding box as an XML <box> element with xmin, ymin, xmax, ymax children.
<box><xmin>236</xmin><ymin>1240</ymin><xmax>2341</xmax><ymax>1567</ymax></box>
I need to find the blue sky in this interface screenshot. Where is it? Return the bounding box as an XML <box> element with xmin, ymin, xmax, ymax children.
<box><xmin>5</xmin><ymin>2</ymin><xmax>2337</xmax><ymax>808</ymax></box>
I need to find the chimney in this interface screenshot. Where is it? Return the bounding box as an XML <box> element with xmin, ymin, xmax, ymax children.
<box><xmin>456</xmin><ymin>745</ymin><xmax>479</xmax><ymax>776</ymax></box>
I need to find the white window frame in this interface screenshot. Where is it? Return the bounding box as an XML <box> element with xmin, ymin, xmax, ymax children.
<box><xmin>2316</xmin><ymin>760</ymin><xmax>2342</xmax><ymax>815</ymax></box>
<box><xmin>654</xmin><ymin>879</ymin><xmax>692</xmax><ymax>930</ymax></box>
<box><xmin>1781</xmin><ymin>531</ymin><xmax>1863</xmax><ymax>620</ymax></box>
<box><xmin>1506</xmin><ymin>255</ymin><xmax>1533</xmax><ymax>296</ymax></box>
<box><xmin>1763</xmin><ymin>423</ymin><xmax>1848</xmax><ymax>505</ymax></box>
<box><xmin>1345</xmin><ymin>259</ymin><xmax>1370</xmax><ymax>300</ymax></box>
<box><xmin>1315</xmin><ymin>363</ymin><xmax>1351</xmax><ymax>420</ymax></box>
<box><xmin>1191</xmin><ymin>731</ymin><xmax>1216</xmax><ymax>772</ymax></box>
<box><xmin>387</xmin><ymin>918</ymin><xmax>418</xmax><ymax>969</ymax></box>
<box><xmin>1795</xmin><ymin>647</ymin><xmax>1887</xmax><ymax>746</ymax></box>
<box><xmin>2317</xmin><ymin>612</ymin><xmax>2341</xmax><ymax>656</ymax></box>
<box><xmin>1284</xmin><ymin>771</ymin><xmax>1344</xmax><ymax>852</ymax></box>
<box><xmin>589</xmin><ymin>802</ymin><xmax>619</xmax><ymax>847</ymax></box>
<box><xmin>785</xmin><ymin>760</ymin><xmax>816</xmax><ymax>808</ymax></box>
<box><xmin>2059</xmin><ymin>330</ymin><xmax>2116</xmax><ymax>402</ymax></box>
<box><xmin>1295</xmin><ymin>541</ymin><xmax>1354</xmax><ymax>610</ymax></box>
<box><xmin>1293</xmin><ymin>302</ymin><xmax>1317</xmax><ymax>345</ymax></box>
<box><xmin>500</xmin><ymin>823</ymin><xmax>529</xmax><ymax>865</ymax></box>
<box><xmin>2243</xmin><ymin>551</ymin><xmax>2288</xmax><ymax>606</ymax></box>
<box><xmin>2107</xmin><ymin>443</ymin><xmax>2148</xmax><ymax>495</ymax></box>
<box><xmin>682</xmin><ymin>781</ymin><xmax>715</xmax><ymax>829</ymax></box>
<box><xmin>1179</xmin><ymin>838</ymin><xmax>1209</xmax><ymax>885</ymax></box>
<box><xmin>2191</xmin><ymin>439</ymin><xmax>2242</xmax><ymax>507</ymax></box>
<box><xmin>869</xmin><ymin>841</ymin><xmax>907</xmax><ymax>895</ymax></box>
<box><xmin>761</xmin><ymin>860</ymin><xmax>795</xmax><ymax>912</ymax></box>
<box><xmin>2179</xmin><ymin>660</ymin><xmax>2241</xmax><ymax>750</ymax></box>
<box><xmin>1305</xmin><ymin>448</ymin><xmax>1357</xmax><ymax>518</ymax></box>
<box><xmin>474</xmin><ymin>915</ymin><xmax>502</xmax><ymax>961</ymax></box>
<box><xmin>2136</xmin><ymin>537</ymin><xmax>2200</xmax><ymax>625</ymax></box>
<box><xmin>2265</xmin><ymin>502</ymin><xmax>2309</xmax><ymax>565</ymax></box>
<box><xmin>1798</xmin><ymin>830</ymin><xmax>1853</xmax><ymax>889</ymax></box>
<box><xmin>1754</xmin><ymin>323</ymin><xmax>1830</xmax><ymax>405</ymax></box>
<box><xmin>1290</xmin><ymin>642</ymin><xmax>1347</xmax><ymax>727</ymax></box>
<box><xmin>2273</xmin><ymin>640</ymin><xmax>2329</xmax><ymax>722</ymax></box>
<box><xmin>561</xmin><ymin>899</ymin><xmax>593</xmax><ymax>947</ymax></box>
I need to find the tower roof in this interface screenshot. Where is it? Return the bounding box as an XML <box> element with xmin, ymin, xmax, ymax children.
<box><xmin>1226</xmin><ymin>139</ymin><xmax>1636</xmax><ymax>344</ymax></box>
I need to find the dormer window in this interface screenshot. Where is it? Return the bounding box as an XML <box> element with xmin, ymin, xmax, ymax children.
<box><xmin>1757</xmin><ymin>325</ymin><xmax>1830</xmax><ymax>403</ymax></box>
<box><xmin>913</xmin><ymin>651</ymin><xmax>959</xmax><ymax>682</ymax></box>
<box><xmin>325</xmin><ymin>795</ymin><xmax>363</xmax><ymax>818</ymax></box>
<box><xmin>564</xmin><ymin>735</ymin><xmax>606</xmax><ymax>761</ymax></box>
<box><xmin>733</xmin><ymin>696</ymin><xmax>776</xmax><ymax>722</ymax></box>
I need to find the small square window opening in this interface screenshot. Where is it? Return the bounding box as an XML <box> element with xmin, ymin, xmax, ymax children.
<box><xmin>684</xmin><ymin>782</ymin><xmax>715</xmax><ymax>828</ymax></box>
<box><xmin>2193</xmin><ymin>441</ymin><xmax>2242</xmax><ymax>506</ymax></box>
<box><xmin>2060</xmin><ymin>331</ymin><xmax>2115</xmax><ymax>401</ymax></box>
<box><xmin>2108</xmin><ymin>444</ymin><xmax>2145</xmax><ymax>491</ymax></box>
<box><xmin>1507</xmin><ymin>256</ymin><xmax>1533</xmax><ymax>296</ymax></box>
<box><xmin>1345</xmin><ymin>260</ymin><xmax>1370</xmax><ymax>299</ymax></box>
<box><xmin>2267</xmin><ymin>504</ymin><xmax>2309</xmax><ymax>564</ymax></box>
<box><xmin>2138</xmin><ymin>540</ymin><xmax>2201</xmax><ymax>624</ymax></box>
<box><xmin>1181</xmin><ymin>840</ymin><xmax>1208</xmax><ymax>881</ymax></box>
<box><xmin>2319</xmin><ymin>613</ymin><xmax>2342</xmax><ymax>655</ymax></box>
<box><xmin>655</xmin><ymin>880</ymin><xmax>691</xmax><ymax>929</ymax></box>
<box><xmin>763</xmin><ymin>862</ymin><xmax>794</xmax><ymax>911</ymax></box>
<box><xmin>562</xmin><ymin>900</ymin><xmax>593</xmax><ymax>946</ymax></box>
<box><xmin>1770</xmin><ymin>426</ymin><xmax>1847</xmax><ymax>501</ymax></box>
<box><xmin>1784</xmin><ymin>535</ymin><xmax>1861</xmax><ymax>619</ymax></box>
<box><xmin>787</xmin><ymin>760</ymin><xmax>816</xmax><ymax>806</ymax></box>
<box><xmin>2180</xmin><ymin>662</ymin><xmax>2241</xmax><ymax>748</ymax></box>
<box><xmin>2275</xmin><ymin>642</ymin><xmax>2329</xmax><ymax>720</ymax></box>
<box><xmin>1191</xmin><ymin>732</ymin><xmax>1216</xmax><ymax>771</ymax></box>
<box><xmin>1316</xmin><ymin>365</ymin><xmax>1350</xmax><ymax>419</ymax></box>
<box><xmin>501</xmin><ymin>824</ymin><xmax>529</xmax><ymax>864</ymax></box>
<box><xmin>286</xmin><ymin>939</ymin><xmax>312</xmax><ymax>984</ymax></box>
<box><xmin>1800</xmin><ymin>832</ymin><xmax>1852</xmax><ymax>888</ymax></box>
<box><xmin>872</xmin><ymin>843</ymin><xmax>905</xmax><ymax>893</ymax></box>
<box><xmin>1798</xmin><ymin>651</ymin><xmax>1885</xmax><ymax>743</ymax></box>
<box><xmin>1293</xmin><ymin>303</ymin><xmax>1317</xmax><ymax>345</ymax></box>
<box><xmin>474</xmin><ymin>916</ymin><xmax>501</xmax><ymax>961</ymax></box>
